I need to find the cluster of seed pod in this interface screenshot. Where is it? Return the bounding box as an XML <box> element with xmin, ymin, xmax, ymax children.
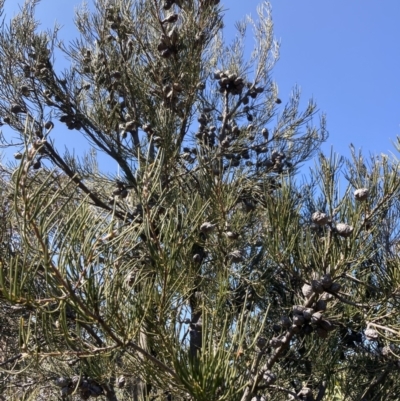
<box><xmin>302</xmin><ymin>274</ymin><xmax>341</xmax><ymax>297</ymax></box>
<box><xmin>213</xmin><ymin>70</ymin><xmax>245</xmax><ymax>95</ymax></box>
<box><xmin>195</xmin><ymin>112</ymin><xmax>216</xmax><ymax>147</ymax></box>
<box><xmin>180</xmin><ymin>147</ymin><xmax>196</xmax><ymax>163</ymax></box>
<box><xmin>157</xmin><ymin>27</ymin><xmax>179</xmax><ymax>58</ymax></box>
<box><xmin>291</xmin><ymin>302</ymin><xmax>335</xmax><ymax>339</ymax></box>
<box><xmin>112</xmin><ymin>180</ymin><xmax>129</xmax><ymax>200</ymax></box>
<box><xmin>270</xmin><ymin>150</ymin><xmax>287</xmax><ymax>173</ymax></box>
<box><xmin>59</xmin><ymin>113</ymin><xmax>82</xmax><ymax>130</ymax></box>
<box><xmin>311</xmin><ymin>212</ymin><xmax>354</xmax><ymax>238</ymax></box>
<box><xmin>163</xmin><ymin>0</ymin><xmax>178</xmax><ymax>9</ymax></box>
<box><xmin>54</xmin><ymin>376</ymin><xmax>103</xmax><ymax>399</ymax></box>
<box><xmin>105</xmin><ymin>7</ymin><xmax>123</xmax><ymax>32</ymax></box>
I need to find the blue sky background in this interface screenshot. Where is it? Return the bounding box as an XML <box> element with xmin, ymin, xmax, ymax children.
<box><xmin>2</xmin><ymin>0</ymin><xmax>400</xmax><ymax>171</ymax></box>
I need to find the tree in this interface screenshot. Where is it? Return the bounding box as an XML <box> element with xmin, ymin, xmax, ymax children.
<box><xmin>0</xmin><ymin>0</ymin><xmax>399</xmax><ymax>400</ymax></box>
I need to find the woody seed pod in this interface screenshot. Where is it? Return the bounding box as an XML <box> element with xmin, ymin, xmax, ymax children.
<box><xmin>32</xmin><ymin>160</ymin><xmax>41</xmax><ymax>170</ymax></box>
<box><xmin>354</xmin><ymin>188</ymin><xmax>369</xmax><ymax>201</ymax></box>
<box><xmin>311</xmin><ymin>279</ymin><xmax>324</xmax><ymax>294</ymax></box>
<box><xmin>263</xmin><ymin>370</ymin><xmax>276</xmax><ymax>385</ymax></box>
<box><xmin>44</xmin><ymin>121</ymin><xmax>54</xmax><ymax>130</ymax></box>
<box><xmin>381</xmin><ymin>345</ymin><xmax>394</xmax><ymax>357</ymax></box>
<box><xmin>316</xmin><ymin>327</ymin><xmax>328</xmax><ymax>339</ymax></box>
<box><xmin>302</xmin><ymin>323</ymin><xmax>313</xmax><ymax>335</ymax></box>
<box><xmin>365</xmin><ymin>328</ymin><xmax>379</xmax><ymax>341</ymax></box>
<box><xmin>225</xmin><ymin>231</ymin><xmax>239</xmax><ymax>240</ymax></box>
<box><xmin>302</xmin><ymin>284</ymin><xmax>314</xmax><ymax>298</ymax></box>
<box><xmin>280</xmin><ymin>316</ymin><xmax>291</xmax><ymax>328</ymax></box>
<box><xmin>14</xmin><ymin>152</ymin><xmax>23</xmax><ymax>160</ymax></box>
<box><xmin>55</xmin><ymin>377</ymin><xmax>70</xmax><ymax>387</ymax></box>
<box><xmin>293</xmin><ymin>305</ymin><xmax>305</xmax><ymax>315</ymax></box>
<box><xmin>193</xmin><ymin>254</ymin><xmax>202</xmax><ymax>264</ymax></box>
<box><xmin>303</xmin><ymin>308</ymin><xmax>314</xmax><ymax>321</ymax></box>
<box><xmin>116</xmin><ymin>375</ymin><xmax>126</xmax><ymax>388</ymax></box>
<box><xmin>200</xmin><ymin>222</ymin><xmax>216</xmax><ymax>234</ymax></box>
<box><xmin>61</xmin><ymin>387</ymin><xmax>74</xmax><ymax>396</ymax></box>
<box><xmin>256</xmin><ymin>336</ymin><xmax>267</xmax><ymax>349</ymax></box>
<box><xmin>269</xmin><ymin>337</ymin><xmax>283</xmax><ymax>348</ymax></box>
<box><xmin>321</xmin><ymin>273</ymin><xmax>333</xmax><ymax>289</ymax></box>
<box><xmin>293</xmin><ymin>315</ymin><xmax>305</xmax><ymax>326</ymax></box>
<box><xmin>299</xmin><ymin>387</ymin><xmax>313</xmax><ymax>397</ymax></box>
<box><xmin>20</xmin><ymin>85</ymin><xmax>30</xmax><ymax>96</ymax></box>
<box><xmin>318</xmin><ymin>319</ymin><xmax>334</xmax><ymax>332</ymax></box>
<box><xmin>329</xmin><ymin>282</ymin><xmax>341</xmax><ymax>293</ymax></box>
<box><xmin>315</xmin><ymin>299</ymin><xmax>327</xmax><ymax>312</ymax></box>
<box><xmin>311</xmin><ymin>312</ymin><xmax>323</xmax><ymax>324</ymax></box>
<box><xmin>311</xmin><ymin>211</ymin><xmax>330</xmax><ymax>226</ymax></box>
<box><xmin>10</xmin><ymin>104</ymin><xmax>25</xmax><ymax>114</ymax></box>
<box><xmin>229</xmin><ymin>250</ymin><xmax>243</xmax><ymax>263</ymax></box>
<box><xmin>336</xmin><ymin>223</ymin><xmax>353</xmax><ymax>237</ymax></box>
<box><xmin>320</xmin><ymin>292</ymin><xmax>334</xmax><ymax>302</ymax></box>
<box><xmin>261</xmin><ymin>128</ymin><xmax>269</xmax><ymax>140</ymax></box>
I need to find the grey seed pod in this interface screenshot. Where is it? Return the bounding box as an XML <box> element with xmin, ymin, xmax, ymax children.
<box><xmin>354</xmin><ymin>188</ymin><xmax>369</xmax><ymax>201</ymax></box>
<box><xmin>152</xmin><ymin>136</ymin><xmax>162</xmax><ymax>145</ymax></box>
<box><xmin>302</xmin><ymin>323</ymin><xmax>313</xmax><ymax>335</ymax></box>
<box><xmin>299</xmin><ymin>387</ymin><xmax>313</xmax><ymax>397</ymax></box>
<box><xmin>269</xmin><ymin>337</ymin><xmax>283</xmax><ymax>348</ymax></box>
<box><xmin>311</xmin><ymin>312</ymin><xmax>323</xmax><ymax>324</ymax></box>
<box><xmin>303</xmin><ymin>308</ymin><xmax>314</xmax><ymax>321</ymax></box>
<box><xmin>316</xmin><ymin>327</ymin><xmax>328</xmax><ymax>339</ymax></box>
<box><xmin>14</xmin><ymin>152</ymin><xmax>23</xmax><ymax>160</ymax></box>
<box><xmin>193</xmin><ymin>254</ymin><xmax>202</xmax><ymax>264</ymax></box>
<box><xmin>320</xmin><ymin>292</ymin><xmax>334</xmax><ymax>301</ymax></box>
<box><xmin>365</xmin><ymin>328</ymin><xmax>379</xmax><ymax>341</ymax></box>
<box><xmin>336</xmin><ymin>223</ymin><xmax>354</xmax><ymax>237</ymax></box>
<box><xmin>256</xmin><ymin>336</ymin><xmax>267</xmax><ymax>349</ymax></box>
<box><xmin>213</xmin><ymin>70</ymin><xmax>222</xmax><ymax>80</ymax></box>
<box><xmin>10</xmin><ymin>103</ymin><xmax>25</xmax><ymax>114</ymax></box>
<box><xmin>381</xmin><ymin>345</ymin><xmax>394</xmax><ymax>357</ymax></box>
<box><xmin>311</xmin><ymin>211</ymin><xmax>330</xmax><ymax>226</ymax></box>
<box><xmin>200</xmin><ymin>222</ymin><xmax>216</xmax><ymax>233</ymax></box>
<box><xmin>61</xmin><ymin>387</ymin><xmax>73</xmax><ymax>396</ymax></box>
<box><xmin>315</xmin><ymin>299</ymin><xmax>327</xmax><ymax>312</ymax></box>
<box><xmin>32</xmin><ymin>160</ymin><xmax>41</xmax><ymax>170</ymax></box>
<box><xmin>263</xmin><ymin>370</ymin><xmax>276</xmax><ymax>384</ymax></box>
<box><xmin>225</xmin><ymin>231</ymin><xmax>239</xmax><ymax>240</ymax></box>
<box><xmin>88</xmin><ymin>383</ymin><xmax>103</xmax><ymax>396</ymax></box>
<box><xmin>329</xmin><ymin>282</ymin><xmax>341</xmax><ymax>293</ymax></box>
<box><xmin>321</xmin><ymin>273</ymin><xmax>333</xmax><ymax>289</ymax></box>
<box><xmin>20</xmin><ymin>85</ymin><xmax>30</xmax><ymax>96</ymax></box>
<box><xmin>44</xmin><ymin>121</ymin><xmax>54</xmax><ymax>130</ymax></box>
<box><xmin>293</xmin><ymin>315</ymin><xmax>305</xmax><ymax>326</ymax></box>
<box><xmin>119</xmin><ymin>189</ymin><xmax>128</xmax><ymax>199</ymax></box>
<box><xmin>318</xmin><ymin>319</ymin><xmax>334</xmax><ymax>332</ymax></box>
<box><xmin>302</xmin><ymin>284</ymin><xmax>314</xmax><ymax>297</ymax></box>
<box><xmin>293</xmin><ymin>305</ymin><xmax>305</xmax><ymax>315</ymax></box>
<box><xmin>261</xmin><ymin>128</ymin><xmax>269</xmax><ymax>139</ymax></box>
<box><xmin>71</xmin><ymin>375</ymin><xmax>81</xmax><ymax>386</ymax></box>
<box><xmin>272</xmin><ymin>324</ymin><xmax>282</xmax><ymax>333</ymax></box>
<box><xmin>280</xmin><ymin>316</ymin><xmax>291</xmax><ymax>328</ymax></box>
<box><xmin>311</xmin><ymin>279</ymin><xmax>324</xmax><ymax>294</ymax></box>
<box><xmin>228</xmin><ymin>250</ymin><xmax>243</xmax><ymax>263</ymax></box>
<box><xmin>55</xmin><ymin>377</ymin><xmax>70</xmax><ymax>387</ymax></box>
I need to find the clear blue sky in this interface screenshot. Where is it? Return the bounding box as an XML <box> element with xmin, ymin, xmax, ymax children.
<box><xmin>3</xmin><ymin>0</ymin><xmax>400</xmax><ymax>166</ymax></box>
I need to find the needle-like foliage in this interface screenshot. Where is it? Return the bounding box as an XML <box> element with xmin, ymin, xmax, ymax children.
<box><xmin>0</xmin><ymin>1</ymin><xmax>399</xmax><ymax>401</ymax></box>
